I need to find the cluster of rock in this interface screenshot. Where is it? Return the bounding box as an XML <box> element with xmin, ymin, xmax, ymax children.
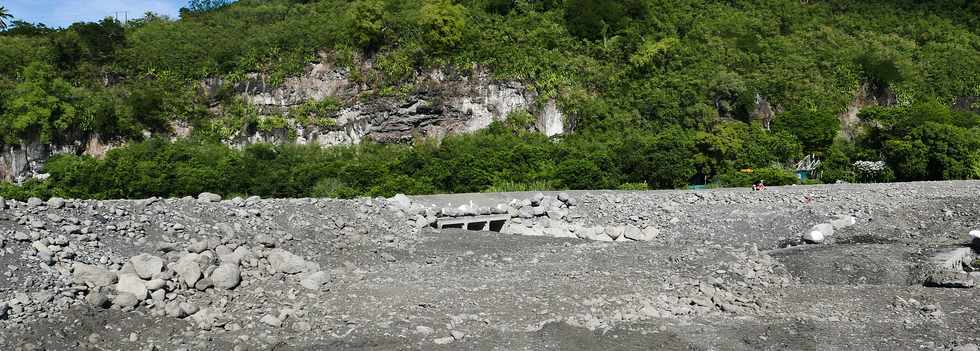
<box><xmin>0</xmin><ymin>193</ymin><xmax>351</xmax><ymax>334</ymax></box>
<box><xmin>388</xmin><ymin>192</ymin><xmax>662</xmax><ymax>242</ymax></box>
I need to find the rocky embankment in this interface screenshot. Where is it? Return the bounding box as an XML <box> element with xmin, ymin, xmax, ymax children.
<box><xmin>0</xmin><ymin>181</ymin><xmax>979</xmax><ymax>350</ymax></box>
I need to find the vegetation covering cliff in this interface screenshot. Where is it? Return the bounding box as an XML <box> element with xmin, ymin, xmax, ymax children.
<box><xmin>0</xmin><ymin>0</ymin><xmax>978</xmax><ymax>199</ymax></box>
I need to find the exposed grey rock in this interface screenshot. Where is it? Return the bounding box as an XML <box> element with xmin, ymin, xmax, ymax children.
<box><xmin>268</xmin><ymin>248</ymin><xmax>311</xmax><ymax>274</ymax></box>
<box><xmin>254</xmin><ymin>234</ymin><xmax>276</xmax><ymax>248</ymax></box>
<box><xmin>211</xmin><ymin>264</ymin><xmax>241</xmax><ymax>290</ymax></box>
<box><xmin>557</xmin><ymin>192</ymin><xmax>570</xmax><ymax>202</ymax></box>
<box><xmin>389</xmin><ymin>193</ymin><xmax>413</xmax><ymax>210</ymax></box>
<box><xmin>188</xmin><ymin>238</ymin><xmax>208</xmax><ymax>254</ymax></box>
<box><xmin>129</xmin><ymin>254</ymin><xmax>164</xmax><ymax>280</ymax></box>
<box><xmin>197</xmin><ymin>192</ymin><xmax>222</xmax><ymax>203</ymax></box>
<box><xmin>931</xmin><ymin>248</ymin><xmax>974</xmax><ymax>271</ymax></box>
<box><xmin>112</xmin><ymin>292</ymin><xmax>139</xmax><ymax>308</ymax></box>
<box><xmin>180</xmin><ymin>302</ymin><xmax>200</xmax><ymax>316</ymax></box>
<box><xmin>625</xmin><ymin>225</ymin><xmax>659</xmax><ymax>242</ymax></box>
<box><xmin>144</xmin><ymin>279</ymin><xmax>166</xmax><ymax>291</ymax></box>
<box><xmin>531</xmin><ymin>206</ymin><xmax>546</xmax><ymax>217</ymax></box>
<box><xmin>165</xmin><ymin>302</ymin><xmax>187</xmax><ymax>318</ymax></box>
<box><xmin>803</xmin><ymin>230</ymin><xmax>825</xmax><ymax>244</ymax></box>
<box><xmin>300</xmin><ymin>271</ymin><xmax>330</xmax><ymax>290</ymax></box>
<box><xmin>73</xmin><ymin>264</ymin><xmax>118</xmax><ymax>287</ymax></box>
<box><xmin>194</xmin><ymin>278</ymin><xmax>214</xmax><ymax>291</ymax></box>
<box><xmin>0</xmin><ymin>197</ymin><xmax>5</xmax><ymax>210</ymax></box>
<box><xmin>47</xmin><ymin>197</ymin><xmax>66</xmax><ymax>209</ymax></box>
<box><xmin>115</xmin><ymin>273</ymin><xmax>148</xmax><ymax>300</ymax></box>
<box><xmin>830</xmin><ymin>216</ymin><xmax>857</xmax><ymax>230</ymax></box>
<box><xmin>27</xmin><ymin>197</ymin><xmax>44</xmax><ymax>207</ymax></box>
<box><xmin>260</xmin><ymin>314</ymin><xmax>283</xmax><ymax>327</ymax></box>
<box><xmin>85</xmin><ymin>292</ymin><xmax>109</xmax><ymax>308</ymax></box>
<box><xmin>175</xmin><ymin>253</ymin><xmax>203</xmax><ymax>287</ymax></box>
<box><xmin>605</xmin><ymin>226</ymin><xmax>625</xmax><ymax>240</ymax></box>
<box><xmin>434</xmin><ymin>336</ymin><xmax>455</xmax><ymax>345</ymax></box>
<box><xmin>0</xmin><ymin>302</ymin><xmax>8</xmax><ymax>319</ymax></box>
<box><xmin>530</xmin><ymin>193</ymin><xmax>545</xmax><ymax>205</ymax></box>
<box><xmin>953</xmin><ymin>344</ymin><xmax>980</xmax><ymax>351</ymax></box>
<box><xmin>804</xmin><ymin>223</ymin><xmax>833</xmax><ymax>243</ymax></box>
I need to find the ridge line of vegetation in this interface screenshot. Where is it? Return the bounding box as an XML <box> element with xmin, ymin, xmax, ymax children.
<box><xmin>0</xmin><ymin>0</ymin><xmax>978</xmax><ymax>200</ymax></box>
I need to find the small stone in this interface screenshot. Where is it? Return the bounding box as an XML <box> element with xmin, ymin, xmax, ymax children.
<box><xmin>47</xmin><ymin>197</ymin><xmax>66</xmax><ymax>209</ymax></box>
<box><xmin>530</xmin><ymin>192</ymin><xmax>545</xmax><ymax>205</ymax></box>
<box><xmin>557</xmin><ymin>192</ymin><xmax>570</xmax><ymax>202</ymax></box>
<box><xmin>254</xmin><ymin>234</ymin><xmax>276</xmax><ymax>248</ymax></box>
<box><xmin>197</xmin><ymin>192</ymin><xmax>222</xmax><ymax>202</ymax></box>
<box><xmin>130</xmin><ymin>254</ymin><xmax>164</xmax><ymax>279</ymax></box>
<box><xmin>188</xmin><ymin>238</ymin><xmax>208</xmax><ymax>254</ymax></box>
<box><xmin>260</xmin><ymin>314</ymin><xmax>282</xmax><ymax>327</ymax></box>
<box><xmin>830</xmin><ymin>216</ymin><xmax>857</xmax><ymax>230</ymax></box>
<box><xmin>85</xmin><ymin>292</ymin><xmax>109</xmax><ymax>308</ymax></box>
<box><xmin>450</xmin><ymin>330</ymin><xmax>466</xmax><ymax>340</ymax></box>
<box><xmin>293</xmin><ymin>321</ymin><xmax>313</xmax><ymax>332</ymax></box>
<box><xmin>415</xmin><ymin>326</ymin><xmax>434</xmax><ymax>335</ymax></box>
<box><xmin>953</xmin><ymin>344</ymin><xmax>979</xmax><ymax>351</ymax></box>
<box><xmin>0</xmin><ymin>302</ymin><xmax>8</xmax><ymax>319</ymax></box>
<box><xmin>165</xmin><ymin>302</ymin><xmax>185</xmax><ymax>318</ymax></box>
<box><xmin>27</xmin><ymin>197</ymin><xmax>44</xmax><ymax>207</ymax></box>
<box><xmin>194</xmin><ymin>278</ymin><xmax>214</xmax><ymax>291</ymax></box>
<box><xmin>434</xmin><ymin>336</ymin><xmax>454</xmax><ymax>345</ymax></box>
<box><xmin>179</xmin><ymin>302</ymin><xmax>199</xmax><ymax>316</ymax></box>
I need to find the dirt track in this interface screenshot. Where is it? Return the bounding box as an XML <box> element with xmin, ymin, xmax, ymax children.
<box><xmin>0</xmin><ymin>181</ymin><xmax>978</xmax><ymax>350</ymax></box>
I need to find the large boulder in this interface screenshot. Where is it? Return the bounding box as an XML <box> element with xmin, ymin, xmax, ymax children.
<box><xmin>129</xmin><ymin>254</ymin><xmax>164</xmax><ymax>280</ymax></box>
<box><xmin>211</xmin><ymin>263</ymin><xmax>242</xmax><ymax>290</ymax></box>
<box><xmin>268</xmin><ymin>248</ymin><xmax>312</xmax><ymax>274</ymax></box>
<box><xmin>115</xmin><ymin>273</ymin><xmax>148</xmax><ymax>300</ymax></box>
<box><xmin>175</xmin><ymin>253</ymin><xmax>203</xmax><ymax>287</ymax></box>
<box><xmin>73</xmin><ymin>264</ymin><xmax>118</xmax><ymax>287</ymax></box>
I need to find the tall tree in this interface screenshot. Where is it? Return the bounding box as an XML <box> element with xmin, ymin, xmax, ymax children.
<box><xmin>0</xmin><ymin>6</ymin><xmax>13</xmax><ymax>30</ymax></box>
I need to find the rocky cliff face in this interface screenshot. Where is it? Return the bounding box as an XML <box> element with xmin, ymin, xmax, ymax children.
<box><xmin>0</xmin><ymin>136</ymin><xmax>120</xmax><ymax>182</ymax></box>
<box><xmin>0</xmin><ymin>63</ymin><xmax>566</xmax><ymax>182</ymax></box>
<box><xmin>209</xmin><ymin>62</ymin><xmax>566</xmax><ymax>148</ymax></box>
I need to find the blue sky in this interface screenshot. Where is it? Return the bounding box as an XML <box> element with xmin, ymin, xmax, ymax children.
<box><xmin>3</xmin><ymin>0</ymin><xmax>185</xmax><ymax>28</ymax></box>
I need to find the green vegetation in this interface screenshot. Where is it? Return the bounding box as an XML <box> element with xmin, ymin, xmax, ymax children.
<box><xmin>0</xmin><ymin>0</ymin><xmax>978</xmax><ymax>200</ymax></box>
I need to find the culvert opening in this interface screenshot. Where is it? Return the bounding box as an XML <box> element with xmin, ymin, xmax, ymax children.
<box><xmin>436</xmin><ymin>214</ymin><xmax>511</xmax><ymax>233</ymax></box>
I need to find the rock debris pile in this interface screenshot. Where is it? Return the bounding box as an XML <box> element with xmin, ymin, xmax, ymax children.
<box><xmin>0</xmin><ymin>181</ymin><xmax>978</xmax><ymax>350</ymax></box>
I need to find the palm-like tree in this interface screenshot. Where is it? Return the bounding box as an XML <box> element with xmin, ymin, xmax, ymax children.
<box><xmin>0</xmin><ymin>6</ymin><xmax>13</xmax><ymax>31</ymax></box>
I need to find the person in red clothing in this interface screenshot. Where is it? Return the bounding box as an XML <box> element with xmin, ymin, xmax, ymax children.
<box><xmin>752</xmin><ymin>180</ymin><xmax>767</xmax><ymax>191</ymax></box>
